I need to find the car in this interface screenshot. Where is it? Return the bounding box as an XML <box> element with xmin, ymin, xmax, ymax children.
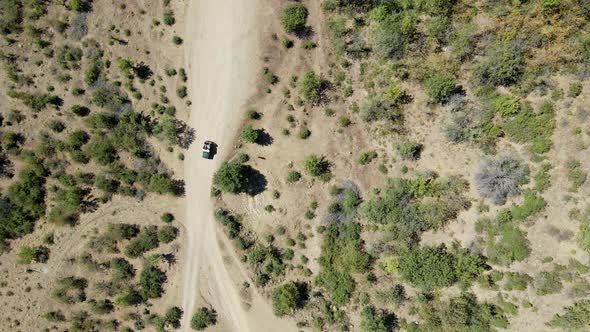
<box><xmin>202</xmin><ymin>140</ymin><xmax>213</xmax><ymax>159</ymax></box>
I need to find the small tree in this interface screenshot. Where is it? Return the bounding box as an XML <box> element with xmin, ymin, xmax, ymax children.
<box><xmin>240</xmin><ymin>124</ymin><xmax>259</xmax><ymax>143</ymax></box>
<box><xmin>213</xmin><ymin>162</ymin><xmax>248</xmax><ymax>193</ymax></box>
<box><xmin>279</xmin><ymin>4</ymin><xmax>308</xmax><ymax>34</ymax></box>
<box><xmin>191</xmin><ymin>307</ymin><xmax>216</xmax><ymax>330</ymax></box>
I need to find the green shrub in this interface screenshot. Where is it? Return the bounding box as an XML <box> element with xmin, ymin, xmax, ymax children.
<box><xmin>153</xmin><ymin>115</ymin><xmax>180</xmax><ymax>145</ymax></box>
<box><xmin>489</xmin><ymin>93</ymin><xmax>520</xmax><ymax>118</ymax></box>
<box><xmin>358</xmin><ymin>151</ymin><xmax>377</xmax><ymax>165</ymax></box>
<box><xmin>114</xmin><ymin>287</ymin><xmax>143</xmax><ymax>307</ymax></box>
<box><xmin>111</xmin><ymin>257</ymin><xmax>135</xmax><ymax>281</ymax></box>
<box><xmin>504</xmin><ymin>101</ymin><xmax>555</xmax><ymax>154</ymax></box>
<box><xmin>533</xmin><ymin>162</ymin><xmax>552</xmax><ymax>192</ymax></box>
<box><xmin>396</xmin><ymin>141</ymin><xmax>422</xmax><ymax>160</ymax></box>
<box><xmin>161</xmin><ymin>212</ymin><xmax>174</xmax><ymax>223</ymax></box>
<box><xmin>411</xmin><ymin>292</ymin><xmax>509</xmax><ymax>331</ymax></box>
<box><xmin>298</xmin><ymin>127</ymin><xmax>311</xmax><ymax>139</ymax></box>
<box><xmin>316</xmin><ymin>222</ymin><xmax>368</xmax><ymax>305</ymax></box>
<box><xmin>213</xmin><ymin>162</ymin><xmax>249</xmax><ymax>193</ymax></box>
<box><xmin>172</xmin><ymin>35</ymin><xmax>183</xmax><ymax>45</ymax></box>
<box><xmin>303</xmin><ymin>154</ymin><xmax>331</xmax><ymax>181</ymax></box>
<box><xmin>510</xmin><ymin>191</ymin><xmax>546</xmax><ymax>221</ymax></box>
<box><xmin>287</xmin><ymin>170</ymin><xmax>301</xmax><ymax>183</ymax></box>
<box><xmin>476</xmin><ymin>212</ymin><xmax>531</xmax><ymax>265</ymax></box>
<box><xmin>503</xmin><ymin>272</ymin><xmax>532</xmax><ymax>291</ymax></box>
<box><xmin>124</xmin><ymin>226</ymin><xmax>159</xmax><ymax>258</ymax></box>
<box><xmin>473</xmin><ymin>42</ymin><xmax>524</xmax><ymax>87</ymax></box>
<box><xmin>535</xmin><ymin>271</ymin><xmax>562</xmax><ymax>296</ymax></box>
<box><xmin>263</xmin><ymin>67</ymin><xmax>279</xmax><ymax>84</ymax></box>
<box><xmin>176</xmin><ymin>86</ymin><xmax>187</xmax><ymax>98</ymax></box>
<box><xmin>158</xmin><ymin>226</ymin><xmax>178</xmax><ymax>243</ymax></box>
<box><xmin>279</xmin><ymin>4</ymin><xmax>308</xmax><ymax>34</ymax></box>
<box><xmin>541</xmin><ymin>0</ymin><xmax>560</xmax><ymax>14</ymax></box>
<box><xmin>338</xmin><ymin>116</ymin><xmax>351</xmax><ymax>127</ymax></box>
<box><xmin>48</xmin><ymin>120</ymin><xmax>65</xmax><ymax>133</ymax></box>
<box><xmin>298</xmin><ymin>70</ymin><xmax>322</xmax><ymax>103</ymax></box>
<box><xmin>359</xmin><ymin>306</ymin><xmax>392</xmax><ymax>332</ymax></box>
<box><xmin>424</xmin><ymin>72</ymin><xmax>457</xmax><ymax>103</ymax></box>
<box><xmin>246</xmin><ymin>109</ymin><xmax>261</xmax><ymax>120</ymax></box>
<box><xmin>547</xmin><ymin>300</ymin><xmax>590</xmax><ymax>329</ymax></box>
<box><xmin>191</xmin><ymin>307</ymin><xmax>216</xmax><ymax>330</ymax></box>
<box><xmin>282</xmin><ymin>38</ymin><xmax>293</xmax><ymax>48</ymax></box>
<box><xmin>567</xmin><ymin>160</ymin><xmax>587</xmax><ymax>192</ymax></box>
<box><xmin>240</xmin><ymin>124</ymin><xmax>259</xmax><ymax>143</ymax></box>
<box><xmin>271</xmin><ymin>281</ymin><xmax>308</xmax><ymax>316</ymax></box>
<box><xmin>371</xmin><ymin>12</ymin><xmax>416</xmax><ymax>59</ymax></box>
<box><xmin>138</xmin><ymin>264</ymin><xmax>166</xmax><ymax>299</ymax></box>
<box><xmin>18</xmin><ymin>245</ymin><xmax>49</xmax><ymax>264</ymax></box>
<box><xmin>163</xmin><ymin>9</ymin><xmax>175</xmax><ymax>25</ymax></box>
<box><xmin>568</xmin><ymin>81</ymin><xmax>583</xmax><ymax>98</ymax></box>
<box><xmin>362</xmin><ymin>175</ymin><xmax>468</xmax><ymax>241</ymax></box>
<box><xmin>398</xmin><ymin>246</ymin><xmax>457</xmax><ymax>289</ymax></box>
<box><xmin>70</xmin><ymin>104</ymin><xmax>90</xmax><ymax>116</ymax></box>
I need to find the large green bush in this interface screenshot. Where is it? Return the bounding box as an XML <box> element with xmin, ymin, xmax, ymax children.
<box><xmin>240</xmin><ymin>124</ymin><xmax>259</xmax><ymax>143</ymax></box>
<box><xmin>316</xmin><ymin>222</ymin><xmax>368</xmax><ymax>305</ymax></box>
<box><xmin>424</xmin><ymin>72</ymin><xmax>457</xmax><ymax>103</ymax></box>
<box><xmin>138</xmin><ymin>264</ymin><xmax>166</xmax><ymax>299</ymax></box>
<box><xmin>191</xmin><ymin>307</ymin><xmax>216</xmax><ymax>330</ymax></box>
<box><xmin>279</xmin><ymin>4</ymin><xmax>308</xmax><ymax>34</ymax></box>
<box><xmin>298</xmin><ymin>70</ymin><xmax>322</xmax><ymax>104</ymax></box>
<box><xmin>398</xmin><ymin>246</ymin><xmax>457</xmax><ymax>289</ymax></box>
<box><xmin>362</xmin><ymin>175</ymin><xmax>468</xmax><ymax>242</ymax></box>
<box><xmin>271</xmin><ymin>281</ymin><xmax>308</xmax><ymax>316</ymax></box>
<box><xmin>213</xmin><ymin>162</ymin><xmax>249</xmax><ymax>194</ymax></box>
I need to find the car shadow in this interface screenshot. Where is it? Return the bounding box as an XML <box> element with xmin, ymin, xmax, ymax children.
<box><xmin>208</xmin><ymin>142</ymin><xmax>218</xmax><ymax>159</ymax></box>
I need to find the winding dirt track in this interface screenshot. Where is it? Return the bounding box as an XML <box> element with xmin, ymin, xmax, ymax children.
<box><xmin>180</xmin><ymin>1</ymin><xmax>296</xmax><ymax>331</ymax></box>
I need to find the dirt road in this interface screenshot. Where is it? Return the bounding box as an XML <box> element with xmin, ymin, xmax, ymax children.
<box><xmin>180</xmin><ymin>1</ymin><xmax>295</xmax><ymax>331</ymax></box>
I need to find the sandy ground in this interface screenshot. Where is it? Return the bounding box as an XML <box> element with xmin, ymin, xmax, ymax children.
<box><xmin>180</xmin><ymin>1</ymin><xmax>296</xmax><ymax>331</ymax></box>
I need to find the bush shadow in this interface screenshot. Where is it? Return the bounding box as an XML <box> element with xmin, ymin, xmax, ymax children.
<box><xmin>244</xmin><ymin>166</ymin><xmax>267</xmax><ymax>196</ymax></box>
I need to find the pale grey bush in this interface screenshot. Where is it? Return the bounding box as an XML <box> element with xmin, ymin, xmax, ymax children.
<box><xmin>474</xmin><ymin>155</ymin><xmax>529</xmax><ymax>205</ymax></box>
